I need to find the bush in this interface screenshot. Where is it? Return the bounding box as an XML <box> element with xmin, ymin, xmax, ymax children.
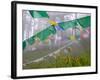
<box><xmin>23</xmin><ymin>50</ymin><xmax>90</xmax><ymax>69</ymax></box>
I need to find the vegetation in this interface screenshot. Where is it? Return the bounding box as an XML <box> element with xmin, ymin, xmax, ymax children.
<box><xmin>23</xmin><ymin>50</ymin><xmax>90</xmax><ymax>69</ymax></box>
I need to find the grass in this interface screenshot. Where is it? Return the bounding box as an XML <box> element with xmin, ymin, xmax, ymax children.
<box><xmin>23</xmin><ymin>50</ymin><xmax>91</xmax><ymax>69</ymax></box>
<box><xmin>23</xmin><ymin>47</ymin><xmax>58</xmax><ymax>64</ymax></box>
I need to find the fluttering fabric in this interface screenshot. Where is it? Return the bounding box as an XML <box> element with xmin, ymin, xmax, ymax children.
<box><xmin>23</xmin><ymin>11</ymin><xmax>90</xmax><ymax>50</ymax></box>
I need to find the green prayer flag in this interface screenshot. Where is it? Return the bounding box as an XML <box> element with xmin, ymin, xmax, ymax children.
<box><xmin>36</xmin><ymin>26</ymin><xmax>56</xmax><ymax>41</ymax></box>
<box><xmin>58</xmin><ymin>16</ymin><xmax>90</xmax><ymax>30</ymax></box>
<box><xmin>29</xmin><ymin>11</ymin><xmax>49</xmax><ymax>18</ymax></box>
<box><xmin>23</xmin><ymin>41</ymin><xmax>26</xmax><ymax>50</ymax></box>
<box><xmin>77</xmin><ymin>16</ymin><xmax>91</xmax><ymax>28</ymax></box>
<box><xmin>36</xmin><ymin>28</ymin><xmax>51</xmax><ymax>41</ymax></box>
<box><xmin>48</xmin><ymin>26</ymin><xmax>56</xmax><ymax>34</ymax></box>
<box><xmin>58</xmin><ymin>20</ymin><xmax>77</xmax><ymax>30</ymax></box>
<box><xmin>27</xmin><ymin>36</ymin><xmax>35</xmax><ymax>45</ymax></box>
